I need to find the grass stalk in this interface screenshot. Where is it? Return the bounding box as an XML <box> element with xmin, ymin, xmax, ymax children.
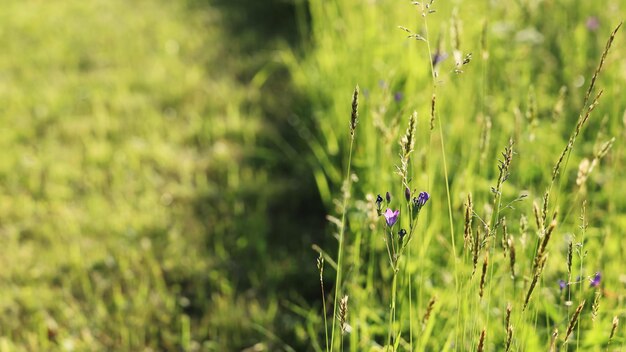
<box><xmin>330</xmin><ymin>86</ymin><xmax>359</xmax><ymax>350</ymax></box>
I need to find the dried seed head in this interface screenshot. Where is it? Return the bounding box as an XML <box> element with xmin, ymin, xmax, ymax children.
<box><xmin>430</xmin><ymin>94</ymin><xmax>436</xmax><ymax>130</ymax></box>
<box><xmin>422</xmin><ymin>296</ymin><xmax>437</xmax><ymax>327</ymax></box>
<box><xmin>609</xmin><ymin>316</ymin><xmax>619</xmax><ymax>345</ymax></box>
<box><xmin>591</xmin><ymin>289</ymin><xmax>601</xmax><ymax>322</ymax></box>
<box><xmin>505</xmin><ymin>305</ymin><xmax>513</xmax><ymax>352</ymax></box>
<box><xmin>508</xmin><ymin>238</ymin><xmax>516</xmax><ymax>278</ymax></box>
<box><xmin>479</xmin><ymin>254</ymin><xmax>489</xmax><ymax>299</ymax></box>
<box><xmin>576</xmin><ymin>158</ymin><xmax>591</xmax><ymax>186</ymax></box>
<box><xmin>533</xmin><ymin>201</ymin><xmax>544</xmax><ymax>235</ymax></box>
<box><xmin>350</xmin><ymin>86</ymin><xmax>359</xmax><ymax>137</ymax></box>
<box><xmin>563</xmin><ymin>300</ymin><xmax>585</xmax><ymax>345</ymax></box>
<box><xmin>464</xmin><ymin>193</ymin><xmax>473</xmax><ymax>249</ymax></box>
<box><xmin>317</xmin><ymin>253</ymin><xmax>324</xmax><ymax>276</ymax></box>
<box><xmin>477</xmin><ymin>328</ymin><xmax>486</xmax><ymax>352</ymax></box>
<box><xmin>338</xmin><ymin>295</ymin><xmax>351</xmax><ymax>334</ymax></box>
<box><xmin>549</xmin><ymin>329</ymin><xmax>558</xmax><ymax>352</ymax></box>
<box><xmin>401</xmin><ymin>111</ymin><xmax>417</xmax><ymax>158</ymax></box>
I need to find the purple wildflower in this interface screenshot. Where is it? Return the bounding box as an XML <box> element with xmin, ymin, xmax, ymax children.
<box><xmin>386</xmin><ymin>192</ymin><xmax>391</xmax><ymax>204</ymax></box>
<box><xmin>398</xmin><ymin>228</ymin><xmax>407</xmax><ymax>240</ymax></box>
<box><xmin>384</xmin><ymin>208</ymin><xmax>400</xmax><ymax>227</ymax></box>
<box><xmin>590</xmin><ymin>272</ymin><xmax>601</xmax><ymax>287</ymax></box>
<box><xmin>411</xmin><ymin>191</ymin><xmax>430</xmax><ymax>219</ymax></box>
<box><xmin>558</xmin><ymin>279</ymin><xmax>567</xmax><ymax>291</ymax></box>
<box><xmin>586</xmin><ymin>16</ymin><xmax>600</xmax><ymax>31</ymax></box>
<box><xmin>416</xmin><ymin>191</ymin><xmax>430</xmax><ymax>207</ymax></box>
<box><xmin>404</xmin><ymin>187</ymin><xmax>411</xmax><ymax>202</ymax></box>
<box><xmin>394</xmin><ymin>92</ymin><xmax>403</xmax><ymax>102</ymax></box>
<box><xmin>432</xmin><ymin>51</ymin><xmax>449</xmax><ymax>67</ymax></box>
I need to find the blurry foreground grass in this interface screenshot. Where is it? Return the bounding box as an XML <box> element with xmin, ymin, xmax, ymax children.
<box><xmin>0</xmin><ymin>0</ymin><xmax>306</xmax><ymax>350</ymax></box>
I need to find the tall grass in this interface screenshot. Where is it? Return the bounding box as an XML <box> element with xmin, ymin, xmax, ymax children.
<box><xmin>287</xmin><ymin>0</ymin><xmax>626</xmax><ymax>350</ymax></box>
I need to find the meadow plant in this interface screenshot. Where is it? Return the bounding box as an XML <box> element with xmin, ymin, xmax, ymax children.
<box><xmin>297</xmin><ymin>1</ymin><xmax>624</xmax><ymax>350</ymax></box>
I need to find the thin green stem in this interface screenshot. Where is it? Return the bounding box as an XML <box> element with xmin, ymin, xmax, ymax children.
<box><xmin>330</xmin><ymin>137</ymin><xmax>355</xmax><ymax>350</ymax></box>
<box><xmin>386</xmin><ymin>268</ymin><xmax>399</xmax><ymax>351</ymax></box>
<box><xmin>321</xmin><ymin>276</ymin><xmax>329</xmax><ymax>352</ymax></box>
<box><xmin>422</xmin><ymin>6</ymin><xmax>460</xmax><ymax>344</ymax></box>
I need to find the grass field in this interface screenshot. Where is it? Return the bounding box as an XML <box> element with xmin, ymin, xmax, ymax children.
<box><xmin>0</xmin><ymin>0</ymin><xmax>625</xmax><ymax>351</ymax></box>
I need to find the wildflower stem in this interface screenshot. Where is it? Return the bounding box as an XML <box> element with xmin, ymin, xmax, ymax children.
<box><xmin>387</xmin><ymin>268</ymin><xmax>399</xmax><ymax>350</ymax></box>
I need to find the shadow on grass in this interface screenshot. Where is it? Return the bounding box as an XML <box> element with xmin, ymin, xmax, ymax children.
<box><xmin>184</xmin><ymin>0</ymin><xmax>328</xmax><ymax>349</ymax></box>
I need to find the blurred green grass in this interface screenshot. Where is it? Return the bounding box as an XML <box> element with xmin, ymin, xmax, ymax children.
<box><xmin>0</xmin><ymin>0</ymin><xmax>315</xmax><ymax>350</ymax></box>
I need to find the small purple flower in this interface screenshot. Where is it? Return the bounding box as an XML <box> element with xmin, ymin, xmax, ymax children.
<box><xmin>558</xmin><ymin>279</ymin><xmax>567</xmax><ymax>291</ymax></box>
<box><xmin>416</xmin><ymin>191</ymin><xmax>430</xmax><ymax>207</ymax></box>
<box><xmin>411</xmin><ymin>191</ymin><xmax>430</xmax><ymax>219</ymax></box>
<box><xmin>394</xmin><ymin>92</ymin><xmax>404</xmax><ymax>102</ymax></box>
<box><xmin>398</xmin><ymin>228</ymin><xmax>407</xmax><ymax>240</ymax></box>
<box><xmin>386</xmin><ymin>192</ymin><xmax>392</xmax><ymax>204</ymax></box>
<box><xmin>432</xmin><ymin>51</ymin><xmax>449</xmax><ymax>67</ymax></box>
<box><xmin>404</xmin><ymin>187</ymin><xmax>411</xmax><ymax>202</ymax></box>
<box><xmin>586</xmin><ymin>16</ymin><xmax>600</xmax><ymax>32</ymax></box>
<box><xmin>384</xmin><ymin>208</ymin><xmax>400</xmax><ymax>227</ymax></box>
<box><xmin>590</xmin><ymin>272</ymin><xmax>601</xmax><ymax>287</ymax></box>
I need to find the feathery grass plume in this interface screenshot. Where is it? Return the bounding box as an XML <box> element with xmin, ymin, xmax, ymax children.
<box><xmin>608</xmin><ymin>316</ymin><xmax>619</xmax><ymax>347</ymax></box>
<box><xmin>541</xmin><ymin>191</ymin><xmax>549</xmax><ymax>225</ymax></box>
<box><xmin>422</xmin><ymin>296</ymin><xmax>437</xmax><ymax>328</ymax></box>
<box><xmin>533</xmin><ymin>213</ymin><xmax>557</xmax><ymax>274</ymax></box>
<box><xmin>501</xmin><ymin>216</ymin><xmax>509</xmax><ymax>255</ymax></box>
<box><xmin>504</xmin><ymin>303</ymin><xmax>513</xmax><ymax>352</ymax></box>
<box><xmin>552</xmin><ymin>90</ymin><xmax>604</xmax><ymax>183</ymax></box>
<box><xmin>523</xmin><ymin>255</ymin><xmax>546</xmax><ymax>310</ymax></box>
<box><xmin>578</xmin><ymin>137</ymin><xmax>615</xmax><ymax>186</ymax></box>
<box><xmin>532</xmin><ymin>201</ymin><xmax>544</xmax><ymax>235</ymax></box>
<box><xmin>567</xmin><ymin>239</ymin><xmax>573</xmax><ymax>279</ymax></box>
<box><xmin>472</xmin><ymin>225</ymin><xmax>483</xmax><ymax>275</ymax></box>
<box><xmin>317</xmin><ymin>253</ymin><xmax>329</xmax><ymax>351</ymax></box>
<box><xmin>486</xmin><ymin>139</ymin><xmax>514</xmax><ymax>259</ymax></box>
<box><xmin>479</xmin><ymin>254</ymin><xmax>488</xmax><ymax>299</ymax></box>
<box><xmin>430</xmin><ymin>94</ymin><xmax>436</xmax><ymax>130</ymax></box>
<box><xmin>576</xmin><ymin>158</ymin><xmax>591</xmax><ymax>186</ymax></box>
<box><xmin>552</xmin><ymin>22</ymin><xmax>621</xmax><ymax>185</ymax></box>
<box><xmin>508</xmin><ymin>238</ymin><xmax>516</xmax><ymax>278</ymax></box>
<box><xmin>552</xmin><ymin>86</ymin><xmax>567</xmax><ymax>122</ymax></box>
<box><xmin>549</xmin><ymin>329</ymin><xmax>558</xmax><ymax>352</ymax></box>
<box><xmin>563</xmin><ymin>300</ymin><xmax>585</xmax><ymax>346</ymax></box>
<box><xmin>401</xmin><ymin>111</ymin><xmax>417</xmax><ymax>158</ymax></box>
<box><xmin>338</xmin><ymin>295</ymin><xmax>350</xmax><ymax>335</ymax></box>
<box><xmin>477</xmin><ymin>328</ymin><xmax>486</xmax><ymax>352</ymax></box>
<box><xmin>397</xmin><ymin>111</ymin><xmax>417</xmax><ymax>183</ymax></box>
<box><xmin>592</xmin><ymin>289</ymin><xmax>601</xmax><ymax>322</ymax></box>
<box><xmin>349</xmin><ymin>86</ymin><xmax>359</xmax><ymax>137</ymax></box>
<box><xmin>464</xmin><ymin>193</ymin><xmax>473</xmax><ymax>249</ymax></box>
